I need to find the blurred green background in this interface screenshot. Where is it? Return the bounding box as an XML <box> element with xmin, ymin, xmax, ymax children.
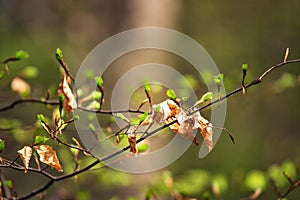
<box><xmin>0</xmin><ymin>0</ymin><xmax>299</xmax><ymax>199</ymax></box>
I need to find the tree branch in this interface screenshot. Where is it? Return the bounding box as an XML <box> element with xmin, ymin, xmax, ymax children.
<box><xmin>1</xmin><ymin>58</ymin><xmax>299</xmax><ymax>200</ymax></box>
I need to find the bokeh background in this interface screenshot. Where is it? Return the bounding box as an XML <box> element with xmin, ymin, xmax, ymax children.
<box><xmin>0</xmin><ymin>0</ymin><xmax>299</xmax><ymax>199</ymax></box>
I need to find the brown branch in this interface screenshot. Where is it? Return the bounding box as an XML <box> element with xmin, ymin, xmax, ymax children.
<box><xmin>193</xmin><ymin>58</ymin><xmax>300</xmax><ymax>114</ymax></box>
<box><xmin>281</xmin><ymin>177</ymin><xmax>300</xmax><ymax>198</ymax></box>
<box><xmin>2</xmin><ymin>58</ymin><xmax>300</xmax><ymax>200</ymax></box>
<box><xmin>0</xmin><ymin>98</ymin><xmax>59</xmax><ymax>112</ymax></box>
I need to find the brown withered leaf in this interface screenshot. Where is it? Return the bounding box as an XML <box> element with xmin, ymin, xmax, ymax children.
<box><xmin>127</xmin><ymin>133</ymin><xmax>137</xmax><ymax>154</ymax></box>
<box><xmin>11</xmin><ymin>76</ymin><xmax>31</xmax><ymax>97</ymax></box>
<box><xmin>17</xmin><ymin>146</ymin><xmax>32</xmax><ymax>173</ymax></box>
<box><xmin>34</xmin><ymin>145</ymin><xmax>63</xmax><ymax>172</ymax></box>
<box><xmin>152</xmin><ymin>100</ymin><xmax>179</xmax><ymax>124</ymax></box>
<box><xmin>58</xmin><ymin>75</ymin><xmax>77</xmax><ymax>114</ymax></box>
<box><xmin>194</xmin><ymin>112</ymin><xmax>213</xmax><ymax>152</ymax></box>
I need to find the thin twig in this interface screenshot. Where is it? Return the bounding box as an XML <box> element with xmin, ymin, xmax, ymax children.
<box><xmin>1</xmin><ymin>58</ymin><xmax>299</xmax><ymax>200</ymax></box>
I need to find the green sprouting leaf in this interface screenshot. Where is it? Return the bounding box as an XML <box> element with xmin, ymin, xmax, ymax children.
<box><xmin>116</xmin><ymin>113</ymin><xmax>129</xmax><ymax>122</ymax></box>
<box><xmin>91</xmin><ymin>91</ymin><xmax>102</xmax><ymax>100</ymax></box>
<box><xmin>95</xmin><ymin>76</ymin><xmax>103</xmax><ymax>88</ymax></box>
<box><xmin>166</xmin><ymin>89</ymin><xmax>176</xmax><ymax>100</ymax></box>
<box><xmin>20</xmin><ymin>66</ymin><xmax>39</xmax><ymax>79</ymax></box>
<box><xmin>74</xmin><ymin>115</ymin><xmax>80</xmax><ymax>121</ymax></box>
<box><xmin>86</xmin><ymin>101</ymin><xmax>100</xmax><ymax>110</ymax></box>
<box><xmin>109</xmin><ymin>116</ymin><xmax>115</xmax><ymax>123</ymax></box>
<box><xmin>242</xmin><ymin>64</ymin><xmax>248</xmax><ymax>71</ymax></box>
<box><xmin>59</xmin><ymin>94</ymin><xmax>64</xmax><ymax>105</ymax></box>
<box><xmin>154</xmin><ymin>104</ymin><xmax>161</xmax><ymax>113</ymax></box>
<box><xmin>145</xmin><ymin>188</ymin><xmax>152</xmax><ymax>200</ymax></box>
<box><xmin>89</xmin><ymin>123</ymin><xmax>95</xmax><ymax>132</ymax></box>
<box><xmin>37</xmin><ymin>114</ymin><xmax>45</xmax><ymax>122</ymax></box>
<box><xmin>0</xmin><ymin>118</ymin><xmax>21</xmax><ymax>129</ymax></box>
<box><xmin>200</xmin><ymin>92</ymin><xmax>213</xmax><ymax>103</ymax></box>
<box><xmin>202</xmin><ymin>192</ymin><xmax>210</xmax><ymax>200</ymax></box>
<box><xmin>268</xmin><ymin>164</ymin><xmax>287</xmax><ymax>187</ymax></box>
<box><xmin>193</xmin><ymin>92</ymin><xmax>213</xmax><ymax>107</ymax></box>
<box><xmin>211</xmin><ymin>174</ymin><xmax>228</xmax><ymax>194</ymax></box>
<box><xmin>55</xmin><ymin>48</ymin><xmax>63</xmax><ymax>60</ymax></box>
<box><xmin>281</xmin><ymin>160</ymin><xmax>296</xmax><ymax>179</ymax></box>
<box><xmin>144</xmin><ymin>81</ymin><xmax>150</xmax><ymax>93</ymax></box>
<box><xmin>174</xmin><ymin>169</ymin><xmax>211</xmax><ymax>195</ymax></box>
<box><xmin>245</xmin><ymin>170</ymin><xmax>267</xmax><ymax>191</ymax></box>
<box><xmin>274</xmin><ymin>72</ymin><xmax>297</xmax><ymax>93</ymax></box>
<box><xmin>214</xmin><ymin>74</ymin><xmax>224</xmax><ymax>84</ymax></box>
<box><xmin>34</xmin><ymin>136</ymin><xmax>49</xmax><ymax>145</ymax></box>
<box><xmin>15</xmin><ymin>50</ymin><xmax>29</xmax><ymax>60</ymax></box>
<box><xmin>0</xmin><ymin>70</ymin><xmax>5</xmax><ymax>80</ymax></box>
<box><xmin>138</xmin><ymin>112</ymin><xmax>148</xmax><ymax>122</ymax></box>
<box><xmin>85</xmin><ymin>69</ymin><xmax>95</xmax><ymax>79</ymax></box>
<box><xmin>137</xmin><ymin>143</ymin><xmax>149</xmax><ymax>153</ymax></box>
<box><xmin>5</xmin><ymin>180</ymin><xmax>13</xmax><ymax>189</ymax></box>
<box><xmin>130</xmin><ymin>118</ymin><xmax>140</xmax><ymax>125</ymax></box>
<box><xmin>0</xmin><ymin>139</ymin><xmax>5</xmax><ymax>152</ymax></box>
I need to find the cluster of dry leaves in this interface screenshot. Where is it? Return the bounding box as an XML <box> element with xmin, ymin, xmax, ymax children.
<box><xmin>127</xmin><ymin>99</ymin><xmax>214</xmax><ymax>154</ymax></box>
<box><xmin>17</xmin><ymin>145</ymin><xmax>63</xmax><ymax>173</ymax></box>
<box><xmin>16</xmin><ymin>75</ymin><xmax>76</xmax><ymax>173</ymax></box>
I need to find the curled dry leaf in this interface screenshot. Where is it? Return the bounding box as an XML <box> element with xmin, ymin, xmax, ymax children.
<box><xmin>17</xmin><ymin>146</ymin><xmax>32</xmax><ymax>173</ymax></box>
<box><xmin>34</xmin><ymin>145</ymin><xmax>63</xmax><ymax>172</ymax></box>
<box><xmin>11</xmin><ymin>76</ymin><xmax>31</xmax><ymax>97</ymax></box>
<box><xmin>193</xmin><ymin>112</ymin><xmax>213</xmax><ymax>152</ymax></box>
<box><xmin>127</xmin><ymin>129</ymin><xmax>137</xmax><ymax>154</ymax></box>
<box><xmin>58</xmin><ymin>75</ymin><xmax>77</xmax><ymax>114</ymax></box>
<box><xmin>151</xmin><ymin>99</ymin><xmax>213</xmax><ymax>151</ymax></box>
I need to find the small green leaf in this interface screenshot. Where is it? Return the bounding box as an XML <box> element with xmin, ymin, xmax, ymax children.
<box><xmin>138</xmin><ymin>112</ymin><xmax>148</xmax><ymax>122</ymax></box>
<box><xmin>211</xmin><ymin>174</ymin><xmax>228</xmax><ymax>194</ymax></box>
<box><xmin>154</xmin><ymin>104</ymin><xmax>161</xmax><ymax>113</ymax></box>
<box><xmin>116</xmin><ymin>113</ymin><xmax>129</xmax><ymax>122</ymax></box>
<box><xmin>137</xmin><ymin>143</ymin><xmax>149</xmax><ymax>153</ymax></box>
<box><xmin>268</xmin><ymin>164</ymin><xmax>283</xmax><ymax>185</ymax></box>
<box><xmin>109</xmin><ymin>116</ymin><xmax>115</xmax><ymax>123</ymax></box>
<box><xmin>281</xmin><ymin>160</ymin><xmax>296</xmax><ymax>179</ymax></box>
<box><xmin>20</xmin><ymin>66</ymin><xmax>39</xmax><ymax>79</ymax></box>
<box><xmin>37</xmin><ymin>114</ymin><xmax>45</xmax><ymax>122</ymax></box>
<box><xmin>245</xmin><ymin>170</ymin><xmax>267</xmax><ymax>191</ymax></box>
<box><xmin>214</xmin><ymin>74</ymin><xmax>224</xmax><ymax>84</ymax></box>
<box><xmin>86</xmin><ymin>101</ymin><xmax>100</xmax><ymax>110</ymax></box>
<box><xmin>166</xmin><ymin>89</ymin><xmax>176</xmax><ymax>100</ymax></box>
<box><xmin>130</xmin><ymin>118</ymin><xmax>140</xmax><ymax>125</ymax></box>
<box><xmin>91</xmin><ymin>91</ymin><xmax>102</xmax><ymax>100</ymax></box>
<box><xmin>0</xmin><ymin>70</ymin><xmax>5</xmax><ymax>80</ymax></box>
<box><xmin>15</xmin><ymin>50</ymin><xmax>29</xmax><ymax>60</ymax></box>
<box><xmin>89</xmin><ymin>123</ymin><xmax>95</xmax><ymax>132</ymax></box>
<box><xmin>74</xmin><ymin>115</ymin><xmax>80</xmax><ymax>121</ymax></box>
<box><xmin>34</xmin><ymin>136</ymin><xmax>49</xmax><ymax>145</ymax></box>
<box><xmin>144</xmin><ymin>81</ymin><xmax>150</xmax><ymax>93</ymax></box>
<box><xmin>242</xmin><ymin>64</ymin><xmax>248</xmax><ymax>71</ymax></box>
<box><xmin>0</xmin><ymin>139</ymin><xmax>5</xmax><ymax>152</ymax></box>
<box><xmin>95</xmin><ymin>76</ymin><xmax>103</xmax><ymax>88</ymax></box>
<box><xmin>85</xmin><ymin>70</ymin><xmax>95</xmax><ymax>79</ymax></box>
<box><xmin>55</xmin><ymin>48</ymin><xmax>63</xmax><ymax>60</ymax></box>
<box><xmin>200</xmin><ymin>92</ymin><xmax>213</xmax><ymax>102</ymax></box>
<box><xmin>5</xmin><ymin>180</ymin><xmax>13</xmax><ymax>189</ymax></box>
<box><xmin>59</xmin><ymin>94</ymin><xmax>64</xmax><ymax>105</ymax></box>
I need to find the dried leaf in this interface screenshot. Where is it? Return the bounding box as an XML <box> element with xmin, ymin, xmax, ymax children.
<box><xmin>17</xmin><ymin>146</ymin><xmax>32</xmax><ymax>173</ymax></box>
<box><xmin>152</xmin><ymin>100</ymin><xmax>179</xmax><ymax>123</ymax></box>
<box><xmin>194</xmin><ymin>112</ymin><xmax>213</xmax><ymax>152</ymax></box>
<box><xmin>11</xmin><ymin>76</ymin><xmax>31</xmax><ymax>97</ymax></box>
<box><xmin>34</xmin><ymin>145</ymin><xmax>63</xmax><ymax>172</ymax></box>
<box><xmin>58</xmin><ymin>75</ymin><xmax>77</xmax><ymax>114</ymax></box>
<box><xmin>128</xmin><ymin>133</ymin><xmax>137</xmax><ymax>154</ymax></box>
